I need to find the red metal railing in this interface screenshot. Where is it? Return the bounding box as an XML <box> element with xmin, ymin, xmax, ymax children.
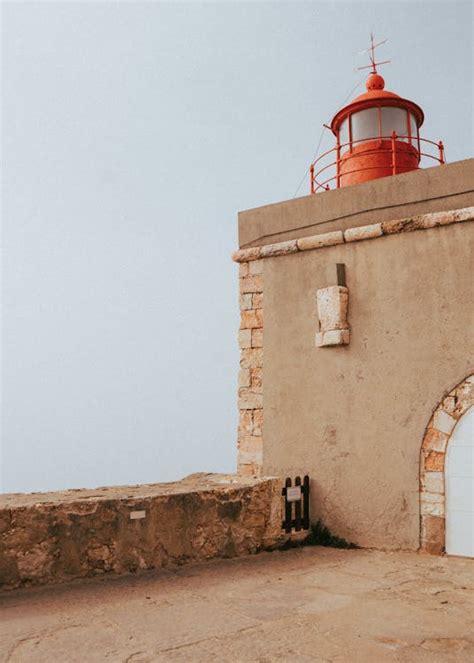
<box><xmin>310</xmin><ymin>131</ymin><xmax>445</xmax><ymax>194</ymax></box>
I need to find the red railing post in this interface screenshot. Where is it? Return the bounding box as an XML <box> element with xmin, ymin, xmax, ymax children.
<box><xmin>438</xmin><ymin>140</ymin><xmax>445</xmax><ymax>165</ymax></box>
<box><xmin>336</xmin><ymin>135</ymin><xmax>341</xmax><ymax>188</ymax></box>
<box><xmin>391</xmin><ymin>131</ymin><xmax>397</xmax><ymax>175</ymax></box>
<box><xmin>310</xmin><ymin>164</ymin><xmax>315</xmax><ymax>194</ymax></box>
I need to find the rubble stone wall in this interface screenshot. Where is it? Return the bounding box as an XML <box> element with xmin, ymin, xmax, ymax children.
<box><xmin>0</xmin><ymin>474</ymin><xmax>284</xmax><ymax>589</ymax></box>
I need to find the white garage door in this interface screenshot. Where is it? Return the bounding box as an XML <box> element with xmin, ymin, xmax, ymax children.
<box><xmin>445</xmin><ymin>406</ymin><xmax>474</xmax><ymax>557</ymax></box>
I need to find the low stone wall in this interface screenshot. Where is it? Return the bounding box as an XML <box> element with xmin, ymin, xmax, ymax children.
<box><xmin>0</xmin><ymin>474</ymin><xmax>284</xmax><ymax>589</ymax></box>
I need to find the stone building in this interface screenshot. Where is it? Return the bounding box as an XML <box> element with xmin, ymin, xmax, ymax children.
<box><xmin>233</xmin><ymin>65</ymin><xmax>474</xmax><ymax>557</ymax></box>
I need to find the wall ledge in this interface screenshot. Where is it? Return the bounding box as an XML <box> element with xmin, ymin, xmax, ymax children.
<box><xmin>232</xmin><ymin>206</ymin><xmax>474</xmax><ymax>263</ymax></box>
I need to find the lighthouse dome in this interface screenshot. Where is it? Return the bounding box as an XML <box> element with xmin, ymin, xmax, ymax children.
<box><xmin>309</xmin><ymin>37</ymin><xmax>445</xmax><ymax>193</ymax></box>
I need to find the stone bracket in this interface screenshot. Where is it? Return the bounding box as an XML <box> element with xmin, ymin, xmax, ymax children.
<box><xmin>315</xmin><ymin>285</ymin><xmax>350</xmax><ymax>347</ymax></box>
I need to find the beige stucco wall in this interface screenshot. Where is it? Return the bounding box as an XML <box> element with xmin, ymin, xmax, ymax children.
<box><xmin>262</xmin><ymin>220</ymin><xmax>473</xmax><ymax>550</ymax></box>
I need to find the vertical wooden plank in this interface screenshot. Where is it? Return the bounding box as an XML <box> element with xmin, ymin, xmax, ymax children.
<box><xmin>303</xmin><ymin>475</ymin><xmax>310</xmax><ymax>530</ymax></box>
<box><xmin>294</xmin><ymin>476</ymin><xmax>302</xmax><ymax>531</ymax></box>
<box><xmin>284</xmin><ymin>477</ymin><xmax>292</xmax><ymax>533</ymax></box>
<box><xmin>281</xmin><ymin>481</ymin><xmax>286</xmax><ymax>530</ymax></box>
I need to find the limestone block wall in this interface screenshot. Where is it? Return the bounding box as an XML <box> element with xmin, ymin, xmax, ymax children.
<box><xmin>237</xmin><ymin>260</ymin><xmax>264</xmax><ymax>476</ymax></box>
<box><xmin>0</xmin><ymin>474</ymin><xmax>283</xmax><ymax>589</ymax></box>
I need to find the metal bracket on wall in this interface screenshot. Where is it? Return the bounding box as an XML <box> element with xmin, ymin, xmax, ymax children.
<box><xmin>336</xmin><ymin>263</ymin><xmax>346</xmax><ymax>287</ymax></box>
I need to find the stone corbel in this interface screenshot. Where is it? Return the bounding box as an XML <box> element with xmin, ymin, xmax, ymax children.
<box><xmin>315</xmin><ymin>265</ymin><xmax>350</xmax><ymax>347</ymax></box>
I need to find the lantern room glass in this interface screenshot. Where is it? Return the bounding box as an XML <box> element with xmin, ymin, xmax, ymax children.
<box><xmin>350</xmin><ymin>108</ymin><xmax>378</xmax><ymax>145</ymax></box>
<box><xmin>380</xmin><ymin>107</ymin><xmax>410</xmax><ymax>142</ymax></box>
<box><xmin>409</xmin><ymin>112</ymin><xmax>418</xmax><ymax>145</ymax></box>
<box><xmin>339</xmin><ymin>108</ymin><xmax>420</xmax><ymax>150</ymax></box>
<box><xmin>339</xmin><ymin>118</ymin><xmax>349</xmax><ymax>147</ymax></box>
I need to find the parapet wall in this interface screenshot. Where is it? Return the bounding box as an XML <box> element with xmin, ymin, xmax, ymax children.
<box><xmin>0</xmin><ymin>474</ymin><xmax>284</xmax><ymax>589</ymax></box>
<box><xmin>238</xmin><ymin>159</ymin><xmax>474</xmax><ymax>248</ymax></box>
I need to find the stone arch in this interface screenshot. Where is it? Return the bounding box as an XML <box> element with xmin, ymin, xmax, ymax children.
<box><xmin>420</xmin><ymin>374</ymin><xmax>474</xmax><ymax>554</ymax></box>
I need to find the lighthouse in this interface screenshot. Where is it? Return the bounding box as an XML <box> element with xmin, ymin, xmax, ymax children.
<box><xmin>233</xmin><ymin>33</ymin><xmax>473</xmax><ymax>558</ymax></box>
<box><xmin>311</xmin><ymin>36</ymin><xmax>445</xmax><ymax>192</ymax></box>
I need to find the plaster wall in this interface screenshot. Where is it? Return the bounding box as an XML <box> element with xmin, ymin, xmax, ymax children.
<box><xmin>263</xmin><ymin>221</ymin><xmax>473</xmax><ymax>550</ymax></box>
<box><xmin>239</xmin><ymin>159</ymin><xmax>474</xmax><ymax>248</ymax></box>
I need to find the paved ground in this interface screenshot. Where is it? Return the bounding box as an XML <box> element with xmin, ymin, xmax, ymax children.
<box><xmin>1</xmin><ymin>547</ymin><xmax>473</xmax><ymax>662</ymax></box>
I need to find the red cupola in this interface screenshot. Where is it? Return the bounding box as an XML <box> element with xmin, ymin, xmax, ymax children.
<box><xmin>310</xmin><ymin>37</ymin><xmax>445</xmax><ymax>193</ymax></box>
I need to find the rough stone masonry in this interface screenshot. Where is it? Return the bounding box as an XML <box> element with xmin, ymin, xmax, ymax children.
<box><xmin>0</xmin><ymin>474</ymin><xmax>284</xmax><ymax>589</ymax></box>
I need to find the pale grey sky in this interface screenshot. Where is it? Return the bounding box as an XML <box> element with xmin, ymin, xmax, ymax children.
<box><xmin>2</xmin><ymin>1</ymin><xmax>472</xmax><ymax>493</ymax></box>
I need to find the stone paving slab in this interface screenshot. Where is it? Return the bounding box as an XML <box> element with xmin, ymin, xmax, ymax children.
<box><xmin>0</xmin><ymin>547</ymin><xmax>473</xmax><ymax>662</ymax></box>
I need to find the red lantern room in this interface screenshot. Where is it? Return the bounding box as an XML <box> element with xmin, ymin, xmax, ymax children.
<box><xmin>310</xmin><ymin>37</ymin><xmax>445</xmax><ymax>193</ymax></box>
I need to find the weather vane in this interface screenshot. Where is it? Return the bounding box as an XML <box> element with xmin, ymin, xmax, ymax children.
<box><xmin>358</xmin><ymin>33</ymin><xmax>391</xmax><ymax>74</ymax></box>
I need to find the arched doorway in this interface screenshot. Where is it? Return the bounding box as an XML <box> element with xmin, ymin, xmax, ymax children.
<box><xmin>420</xmin><ymin>374</ymin><xmax>474</xmax><ymax>555</ymax></box>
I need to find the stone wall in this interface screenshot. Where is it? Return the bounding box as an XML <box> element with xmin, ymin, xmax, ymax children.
<box><xmin>0</xmin><ymin>474</ymin><xmax>284</xmax><ymax>589</ymax></box>
<box><xmin>238</xmin><ymin>260</ymin><xmax>264</xmax><ymax>476</ymax></box>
